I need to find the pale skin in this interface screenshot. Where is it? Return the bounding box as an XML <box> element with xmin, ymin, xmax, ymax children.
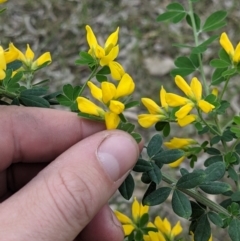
<box><xmin>0</xmin><ymin>106</ymin><xmax>140</xmax><ymax>241</ymax></box>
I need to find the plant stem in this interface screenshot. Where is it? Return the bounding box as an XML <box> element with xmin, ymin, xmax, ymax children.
<box><xmin>188</xmin><ymin>0</ymin><xmax>209</xmax><ymax>96</ymax></box>
<box><xmin>162</xmin><ymin>172</ymin><xmax>231</xmax><ymax>217</ymax></box>
<box><xmin>219</xmin><ymin>76</ymin><xmax>230</xmax><ymax>100</ymax></box>
<box><xmin>78</xmin><ymin>64</ymin><xmax>99</xmax><ymax>97</ymax></box>
<box><xmin>0</xmin><ymin>87</ymin><xmax>18</xmax><ymax>99</ymax></box>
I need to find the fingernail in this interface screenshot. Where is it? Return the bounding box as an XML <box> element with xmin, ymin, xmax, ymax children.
<box><xmin>97</xmin><ymin>133</ymin><xmax>138</xmax><ymax>182</ymax></box>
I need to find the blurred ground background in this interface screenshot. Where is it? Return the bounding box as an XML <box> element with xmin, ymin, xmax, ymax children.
<box><xmin>1</xmin><ymin>0</ymin><xmax>240</xmax><ymax>240</ymax></box>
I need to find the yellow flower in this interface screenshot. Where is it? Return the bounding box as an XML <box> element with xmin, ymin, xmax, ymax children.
<box><xmin>165</xmin><ymin>75</ymin><xmax>215</xmax><ymax>126</ymax></box>
<box><xmin>220</xmin><ymin>32</ymin><xmax>240</xmax><ymax>63</ymax></box>
<box><xmin>85</xmin><ymin>25</ymin><xmax>125</xmax><ymax>80</ymax></box>
<box><xmin>143</xmin><ymin>222</ymin><xmax>166</xmax><ymax>241</ymax></box>
<box><xmin>164</xmin><ymin>137</ymin><xmax>197</xmax><ymax>167</ymax></box>
<box><xmin>114</xmin><ymin>197</ymin><xmax>149</xmax><ymax>236</ymax></box>
<box><xmin>138</xmin><ymin>86</ymin><xmax>169</xmax><ymax>128</ymax></box>
<box><xmin>190</xmin><ymin>231</ymin><xmax>213</xmax><ymax>241</ymax></box>
<box><xmin>0</xmin><ymin>0</ymin><xmax>7</xmax><ymax>3</ymax></box>
<box><xmin>79</xmin><ymin>73</ymin><xmax>135</xmax><ymax>130</ymax></box>
<box><xmin>9</xmin><ymin>43</ymin><xmax>51</xmax><ymax>70</ymax></box>
<box><xmin>154</xmin><ymin>216</ymin><xmax>183</xmax><ymax>240</ymax></box>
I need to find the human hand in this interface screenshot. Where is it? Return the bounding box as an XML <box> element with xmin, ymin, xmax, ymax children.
<box><xmin>0</xmin><ymin>106</ymin><xmax>140</xmax><ymax>241</ymax></box>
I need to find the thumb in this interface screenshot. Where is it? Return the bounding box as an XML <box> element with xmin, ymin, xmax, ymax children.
<box><xmin>0</xmin><ymin>130</ymin><xmax>139</xmax><ymax>240</ymax></box>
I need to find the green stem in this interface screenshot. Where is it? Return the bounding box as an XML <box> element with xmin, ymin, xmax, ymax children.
<box><xmin>188</xmin><ymin>0</ymin><xmax>209</xmax><ymax>96</ymax></box>
<box><xmin>0</xmin><ymin>87</ymin><xmax>18</xmax><ymax>99</ymax></box>
<box><xmin>162</xmin><ymin>172</ymin><xmax>231</xmax><ymax>217</ymax></box>
<box><xmin>78</xmin><ymin>64</ymin><xmax>99</xmax><ymax>97</ymax></box>
<box><xmin>219</xmin><ymin>76</ymin><xmax>230</xmax><ymax>100</ymax></box>
<box><xmin>197</xmin><ymin>109</ymin><xmax>221</xmax><ymax>136</ymax></box>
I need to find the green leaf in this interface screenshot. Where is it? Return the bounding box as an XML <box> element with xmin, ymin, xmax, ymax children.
<box><xmin>166</xmin><ymin>2</ymin><xmax>185</xmax><ymax>11</ymax></box>
<box><xmin>32</xmin><ymin>79</ymin><xmax>50</xmax><ymax>86</ymax></box>
<box><xmin>19</xmin><ymin>95</ymin><xmax>50</xmax><ymax>108</ymax></box>
<box><xmin>75</xmin><ymin>51</ymin><xmax>95</xmax><ymax>65</ymax></box>
<box><xmin>222</xmin><ymin>68</ymin><xmax>237</xmax><ymax>77</ymax></box>
<box><xmin>131</xmin><ymin>132</ymin><xmax>142</xmax><ymax>143</ymax></box>
<box><xmin>170</xmin><ymin>67</ymin><xmax>195</xmax><ymax>77</ymax></box>
<box><xmin>194</xmin><ymin>214</ymin><xmax>211</xmax><ymax>241</ymax></box>
<box><xmin>210</xmin><ymin>135</ymin><xmax>221</xmax><ymax>145</ymax></box>
<box><xmin>96</xmin><ymin>65</ymin><xmax>110</xmax><ymax>75</ymax></box>
<box><xmin>210</xmin><ymin>59</ymin><xmax>230</xmax><ymax>68</ymax></box>
<box><xmin>205</xmin><ymin>162</ymin><xmax>225</xmax><ymax>182</ymax></box>
<box><xmin>96</xmin><ymin>74</ymin><xmax>107</xmax><ymax>82</ymax></box>
<box><xmin>186</xmin><ymin>13</ymin><xmax>201</xmax><ymax>31</ymax></box>
<box><xmin>139</xmin><ymin>213</ymin><xmax>149</xmax><ymax>228</ymax></box>
<box><xmin>234</xmin><ymin>116</ymin><xmax>240</xmax><ymax>125</ymax></box>
<box><xmin>143</xmin><ymin>187</ymin><xmax>172</xmax><ymax>206</ymax></box>
<box><xmin>141</xmin><ymin>172</ymin><xmax>152</xmax><ymax>184</ymax></box>
<box><xmin>172</xmin><ymin>189</ymin><xmax>192</xmax><ymax>219</ymax></box>
<box><xmin>7</xmin><ymin>60</ymin><xmax>22</xmax><ymax>71</ymax></box>
<box><xmin>118</xmin><ymin>173</ymin><xmax>134</xmax><ymax>200</ymax></box>
<box><xmin>155</xmin><ymin>121</ymin><xmax>168</xmax><ymax>131</ymax></box>
<box><xmin>117</xmin><ymin>122</ymin><xmax>135</xmax><ymax>133</ymax></box>
<box><xmin>205</xmin><ymin>147</ymin><xmax>221</xmax><ymax>155</ymax></box>
<box><xmin>211</xmin><ymin>67</ymin><xmax>227</xmax><ymax>85</ymax></box>
<box><xmin>208</xmin><ymin>212</ymin><xmax>223</xmax><ymax>227</ymax></box>
<box><xmin>236</xmin><ymin>143</ymin><xmax>240</xmax><ymax>155</ymax></box>
<box><xmin>191</xmin><ymin>201</ymin><xmax>205</xmax><ymax>219</ymax></box>
<box><xmin>192</xmin><ymin>35</ymin><xmax>218</xmax><ymax>54</ymax></box>
<box><xmin>228</xmin><ymin>219</ymin><xmax>240</xmax><ymax>241</ymax></box>
<box><xmin>21</xmin><ymin>87</ymin><xmax>48</xmax><ymax>96</ymax></box>
<box><xmin>202</xmin><ymin>11</ymin><xmax>227</xmax><ymax>32</ymax></box>
<box><xmin>216</xmin><ymin>100</ymin><xmax>230</xmax><ymax>115</ymax></box>
<box><xmin>147</xmin><ymin>134</ymin><xmax>163</xmax><ymax>157</ymax></box>
<box><xmin>180</xmin><ymin>168</ymin><xmax>189</xmax><ymax>176</ymax></box>
<box><xmin>143</xmin><ymin>182</ymin><xmax>157</xmax><ymax>200</ymax></box>
<box><xmin>219</xmin><ymin>48</ymin><xmax>231</xmax><ymax>63</ymax></box>
<box><xmin>189</xmin><ymin>53</ymin><xmax>200</xmax><ymax>68</ymax></box>
<box><xmin>163</xmin><ymin>122</ymin><xmax>170</xmax><ymax>137</ymax></box>
<box><xmin>133</xmin><ymin>159</ymin><xmax>152</xmax><ymax>172</ymax></box>
<box><xmin>147</xmin><ymin>163</ymin><xmax>162</xmax><ymax>184</ymax></box>
<box><xmin>231</xmin><ymin>191</ymin><xmax>240</xmax><ymax>202</ymax></box>
<box><xmin>77</xmin><ymin>112</ymin><xmax>103</xmax><ymax>122</ymax></box>
<box><xmin>199</xmin><ymin>182</ymin><xmax>231</xmax><ymax>194</ymax></box>
<box><xmin>174</xmin><ymin>56</ymin><xmax>195</xmax><ymax>69</ymax></box>
<box><xmin>176</xmin><ymin>171</ymin><xmax>206</xmax><ymax>189</ymax></box>
<box><xmin>125</xmin><ymin>100</ymin><xmax>140</xmax><ymax>109</ymax></box>
<box><xmin>228</xmin><ymin>166</ymin><xmax>238</xmax><ymax>182</ymax></box>
<box><xmin>153</xmin><ymin>149</ymin><xmax>185</xmax><ymax>164</ymax></box>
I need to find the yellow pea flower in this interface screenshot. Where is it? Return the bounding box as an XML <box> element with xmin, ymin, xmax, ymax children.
<box><xmin>143</xmin><ymin>222</ymin><xmax>166</xmax><ymax>241</ymax></box>
<box><xmin>0</xmin><ymin>46</ymin><xmax>6</xmax><ymax>80</ymax></box>
<box><xmin>0</xmin><ymin>0</ymin><xmax>7</xmax><ymax>3</ymax></box>
<box><xmin>164</xmin><ymin>137</ymin><xmax>197</xmax><ymax>167</ymax></box>
<box><xmin>114</xmin><ymin>197</ymin><xmax>149</xmax><ymax>236</ymax></box>
<box><xmin>138</xmin><ymin>86</ymin><xmax>169</xmax><ymax>128</ymax></box>
<box><xmin>9</xmin><ymin>43</ymin><xmax>51</xmax><ymax>71</ymax></box>
<box><xmin>165</xmin><ymin>75</ymin><xmax>215</xmax><ymax>126</ymax></box>
<box><xmin>154</xmin><ymin>216</ymin><xmax>183</xmax><ymax>240</ymax></box>
<box><xmin>220</xmin><ymin>32</ymin><xmax>240</xmax><ymax>63</ymax></box>
<box><xmin>85</xmin><ymin>25</ymin><xmax>125</xmax><ymax>80</ymax></box>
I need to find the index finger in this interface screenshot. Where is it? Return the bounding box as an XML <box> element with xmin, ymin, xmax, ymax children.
<box><xmin>0</xmin><ymin>106</ymin><xmax>104</xmax><ymax>171</ymax></box>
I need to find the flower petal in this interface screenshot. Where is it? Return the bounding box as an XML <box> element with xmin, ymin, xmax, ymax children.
<box><xmin>105</xmin><ymin>112</ymin><xmax>120</xmax><ymax>129</ymax></box>
<box><xmin>36</xmin><ymin>52</ymin><xmax>52</xmax><ymax>67</ymax></box>
<box><xmin>177</xmin><ymin>114</ymin><xmax>196</xmax><ymax>127</ymax></box>
<box><xmin>175</xmin><ymin>75</ymin><xmax>193</xmax><ymax>98</ymax></box>
<box><xmin>190</xmin><ymin>77</ymin><xmax>202</xmax><ymax>101</ymax></box>
<box><xmin>88</xmin><ymin>81</ymin><xmax>103</xmax><ymax>102</ymax></box>
<box><xmin>138</xmin><ymin>114</ymin><xmax>162</xmax><ymax>128</ymax></box>
<box><xmin>165</xmin><ymin>93</ymin><xmax>189</xmax><ymax>107</ymax></box>
<box><xmin>105</xmin><ymin>27</ymin><xmax>119</xmax><ymax>50</ymax></box>
<box><xmin>171</xmin><ymin>221</ymin><xmax>183</xmax><ymax>237</ymax></box>
<box><xmin>115</xmin><ymin>73</ymin><xmax>135</xmax><ymax>98</ymax></box>
<box><xmin>123</xmin><ymin>224</ymin><xmax>135</xmax><ymax>236</ymax></box>
<box><xmin>198</xmin><ymin>99</ymin><xmax>215</xmax><ymax>113</ymax></box>
<box><xmin>141</xmin><ymin>98</ymin><xmax>161</xmax><ymax>114</ymax></box>
<box><xmin>25</xmin><ymin>44</ymin><xmax>34</xmax><ymax>61</ymax></box>
<box><xmin>0</xmin><ymin>46</ymin><xmax>6</xmax><ymax>71</ymax></box>
<box><xmin>233</xmin><ymin>42</ymin><xmax>240</xmax><ymax>63</ymax></box>
<box><xmin>139</xmin><ymin>203</ymin><xmax>149</xmax><ymax>218</ymax></box>
<box><xmin>101</xmin><ymin>81</ymin><xmax>116</xmax><ymax>104</ymax></box>
<box><xmin>9</xmin><ymin>43</ymin><xmax>25</xmax><ymax>62</ymax></box>
<box><xmin>160</xmin><ymin>86</ymin><xmax>168</xmax><ymax>110</ymax></box>
<box><xmin>132</xmin><ymin>197</ymin><xmax>140</xmax><ymax>222</ymax></box>
<box><xmin>220</xmin><ymin>32</ymin><xmax>234</xmax><ymax>57</ymax></box>
<box><xmin>100</xmin><ymin>45</ymin><xmax>119</xmax><ymax>65</ymax></box>
<box><xmin>108</xmin><ymin>61</ymin><xmax>125</xmax><ymax>80</ymax></box>
<box><xmin>175</xmin><ymin>103</ymin><xmax>194</xmax><ymax>119</ymax></box>
<box><xmin>164</xmin><ymin>137</ymin><xmax>196</xmax><ymax>149</ymax></box>
<box><xmin>169</xmin><ymin>156</ymin><xmax>185</xmax><ymax>167</ymax></box>
<box><xmin>86</xmin><ymin>25</ymin><xmax>98</xmax><ymax>49</ymax></box>
<box><xmin>114</xmin><ymin>210</ymin><xmax>133</xmax><ymax>224</ymax></box>
<box><xmin>5</xmin><ymin>43</ymin><xmax>19</xmax><ymax>63</ymax></box>
<box><xmin>109</xmin><ymin>100</ymin><xmax>125</xmax><ymax>114</ymax></box>
<box><xmin>77</xmin><ymin>97</ymin><xmax>104</xmax><ymax>117</ymax></box>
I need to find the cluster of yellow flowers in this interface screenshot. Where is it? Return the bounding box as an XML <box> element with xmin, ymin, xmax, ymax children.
<box><xmin>77</xmin><ymin>25</ymin><xmax>135</xmax><ymax>129</ymax></box>
<box><xmin>115</xmin><ymin>197</ymin><xmax>183</xmax><ymax>241</ymax></box>
<box><xmin>0</xmin><ymin>42</ymin><xmax>51</xmax><ymax>80</ymax></box>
